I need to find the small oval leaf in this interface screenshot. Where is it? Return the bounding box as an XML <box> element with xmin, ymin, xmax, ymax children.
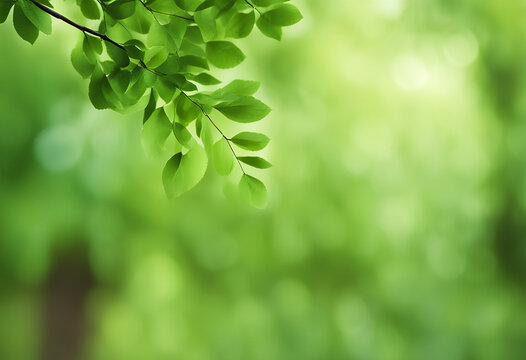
<box><xmin>239</xmin><ymin>174</ymin><xmax>267</xmax><ymax>208</ymax></box>
<box><xmin>230</xmin><ymin>132</ymin><xmax>269</xmax><ymax>151</ymax></box>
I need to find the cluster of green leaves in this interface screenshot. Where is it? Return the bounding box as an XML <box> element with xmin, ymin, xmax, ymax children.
<box><xmin>0</xmin><ymin>0</ymin><xmax>302</xmax><ymax>208</ymax></box>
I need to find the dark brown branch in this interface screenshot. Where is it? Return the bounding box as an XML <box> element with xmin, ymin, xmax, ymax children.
<box><xmin>30</xmin><ymin>0</ymin><xmax>125</xmax><ymax>50</ymax></box>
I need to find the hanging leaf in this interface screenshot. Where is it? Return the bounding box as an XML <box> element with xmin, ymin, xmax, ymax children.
<box><xmin>162</xmin><ymin>152</ymin><xmax>183</xmax><ymax>198</ymax></box>
<box><xmin>214</xmin><ymin>96</ymin><xmax>271</xmax><ymax>123</ymax></box>
<box><xmin>206</xmin><ymin>41</ymin><xmax>245</xmax><ymax>69</ymax></box>
<box><xmin>256</xmin><ymin>15</ymin><xmax>282</xmax><ymax>41</ymax></box>
<box><xmin>213</xmin><ymin>138</ymin><xmax>234</xmax><ymax>176</ymax></box>
<box><xmin>79</xmin><ymin>0</ymin><xmax>100</xmax><ymax>20</ymax></box>
<box><xmin>194</xmin><ymin>6</ymin><xmax>218</xmax><ymax>42</ymax></box>
<box><xmin>83</xmin><ymin>35</ymin><xmax>103</xmax><ymax>64</ymax></box>
<box><xmin>0</xmin><ymin>0</ymin><xmax>15</xmax><ymax>24</ymax></box>
<box><xmin>142</xmin><ymin>107</ymin><xmax>172</xmax><ymax>155</ymax></box>
<box><xmin>106</xmin><ymin>42</ymin><xmax>129</xmax><ymax>68</ymax></box>
<box><xmin>13</xmin><ymin>4</ymin><xmax>39</xmax><ymax>44</ymax></box>
<box><xmin>237</xmin><ymin>156</ymin><xmax>272</xmax><ymax>169</ymax></box>
<box><xmin>262</xmin><ymin>4</ymin><xmax>303</xmax><ymax>27</ymax></box>
<box><xmin>71</xmin><ymin>41</ymin><xmax>95</xmax><ymax>78</ymax></box>
<box><xmin>105</xmin><ymin>0</ymin><xmax>135</xmax><ymax>20</ymax></box>
<box><xmin>230</xmin><ymin>132</ymin><xmax>270</xmax><ymax>151</ymax></box>
<box><xmin>239</xmin><ymin>174</ymin><xmax>267</xmax><ymax>208</ymax></box>
<box><xmin>162</xmin><ymin>145</ymin><xmax>208</xmax><ymax>198</ymax></box>
<box><xmin>226</xmin><ymin>11</ymin><xmax>255</xmax><ymax>39</ymax></box>
<box><xmin>173</xmin><ymin>122</ymin><xmax>197</xmax><ymax>148</ymax></box>
<box><xmin>144</xmin><ymin>46</ymin><xmax>169</xmax><ymax>68</ymax></box>
<box><xmin>18</xmin><ymin>0</ymin><xmax>52</xmax><ymax>34</ymax></box>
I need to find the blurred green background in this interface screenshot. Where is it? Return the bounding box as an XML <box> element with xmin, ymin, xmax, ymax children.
<box><xmin>2</xmin><ymin>0</ymin><xmax>526</xmax><ymax>359</ymax></box>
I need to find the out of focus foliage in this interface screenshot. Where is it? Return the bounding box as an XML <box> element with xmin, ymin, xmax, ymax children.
<box><xmin>2</xmin><ymin>0</ymin><xmax>526</xmax><ymax>359</ymax></box>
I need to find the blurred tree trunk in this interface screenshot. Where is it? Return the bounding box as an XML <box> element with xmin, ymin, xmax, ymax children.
<box><xmin>42</xmin><ymin>245</ymin><xmax>94</xmax><ymax>360</ymax></box>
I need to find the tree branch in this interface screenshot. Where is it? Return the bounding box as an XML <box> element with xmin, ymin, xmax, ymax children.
<box><xmin>30</xmin><ymin>0</ymin><xmax>125</xmax><ymax>50</ymax></box>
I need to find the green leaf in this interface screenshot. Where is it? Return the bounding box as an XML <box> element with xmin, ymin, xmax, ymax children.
<box><xmin>71</xmin><ymin>42</ymin><xmax>95</xmax><ymax>78</ymax></box>
<box><xmin>127</xmin><ymin>69</ymin><xmax>157</xmax><ymax>102</ymax></box>
<box><xmin>13</xmin><ymin>3</ymin><xmax>39</xmax><ymax>44</ymax></box>
<box><xmin>101</xmin><ymin>76</ymin><xmax>121</xmax><ymax>109</ymax></box>
<box><xmin>83</xmin><ymin>35</ymin><xmax>103</xmax><ymax>64</ymax></box>
<box><xmin>88</xmin><ymin>66</ymin><xmax>111</xmax><ymax>109</ymax></box>
<box><xmin>0</xmin><ymin>0</ymin><xmax>15</xmax><ymax>24</ymax></box>
<box><xmin>173</xmin><ymin>122</ymin><xmax>197</xmax><ymax>148</ymax></box>
<box><xmin>157</xmin><ymin>55</ymin><xmax>180</xmax><ymax>74</ymax></box>
<box><xmin>148</xmin><ymin>22</ymin><xmax>175</xmax><ymax>49</ymax></box>
<box><xmin>197</xmin><ymin>114</ymin><xmax>214</xmax><ymax>151</ymax></box>
<box><xmin>226</xmin><ymin>11</ymin><xmax>255</xmax><ymax>39</ymax></box>
<box><xmin>179</xmin><ymin>55</ymin><xmax>209</xmax><ymax>71</ymax></box>
<box><xmin>162</xmin><ymin>153</ymin><xmax>183</xmax><ymax>198</ymax></box>
<box><xmin>194</xmin><ymin>6</ymin><xmax>218</xmax><ymax>42</ymax></box>
<box><xmin>174</xmin><ymin>0</ymin><xmax>203</xmax><ymax>11</ymax></box>
<box><xmin>123</xmin><ymin>40</ymin><xmax>145</xmax><ymax>60</ymax></box>
<box><xmin>206</xmin><ymin>41</ymin><xmax>245</xmax><ymax>69</ymax></box>
<box><xmin>155</xmin><ymin>77</ymin><xmax>177</xmax><ymax>103</ymax></box>
<box><xmin>256</xmin><ymin>15</ymin><xmax>282</xmax><ymax>40</ymax></box>
<box><xmin>252</xmin><ymin>0</ymin><xmax>286</xmax><ymax>6</ymax></box>
<box><xmin>162</xmin><ymin>145</ymin><xmax>208</xmax><ymax>198</ymax></box>
<box><xmin>165</xmin><ymin>17</ymin><xmax>188</xmax><ymax>49</ymax></box>
<box><xmin>106</xmin><ymin>42</ymin><xmax>129</xmax><ymax>68</ymax></box>
<box><xmin>192</xmin><ymin>73</ymin><xmax>221</xmax><ymax>85</ymax></box>
<box><xmin>148</xmin><ymin>18</ymin><xmax>186</xmax><ymax>51</ymax></box>
<box><xmin>144</xmin><ymin>46</ymin><xmax>169</xmax><ymax>68</ymax></box>
<box><xmin>106</xmin><ymin>0</ymin><xmax>135</xmax><ymax>20</ymax></box>
<box><xmin>108</xmin><ymin>69</ymin><xmax>131</xmax><ymax>94</ymax></box>
<box><xmin>195</xmin><ymin>114</ymin><xmax>203</xmax><ymax>137</ymax></box>
<box><xmin>184</xmin><ymin>25</ymin><xmax>204</xmax><ymax>44</ymax></box>
<box><xmin>230</xmin><ymin>132</ymin><xmax>269</xmax><ymax>151</ymax></box>
<box><xmin>79</xmin><ymin>0</ymin><xmax>100</xmax><ymax>20</ymax></box>
<box><xmin>18</xmin><ymin>0</ymin><xmax>52</xmax><ymax>35</ymax></box>
<box><xmin>213</xmin><ymin>138</ymin><xmax>234</xmax><ymax>175</ymax></box>
<box><xmin>214</xmin><ymin>96</ymin><xmax>271</xmax><ymax>123</ymax></box>
<box><xmin>180</xmin><ymin>37</ymin><xmax>206</xmax><ymax>57</ymax></box>
<box><xmin>176</xmin><ymin>94</ymin><xmax>201</xmax><ymax>126</ymax></box>
<box><xmin>142</xmin><ymin>108</ymin><xmax>172</xmax><ymax>155</ymax></box>
<box><xmin>262</xmin><ymin>4</ymin><xmax>302</xmax><ymax>26</ymax></box>
<box><xmin>237</xmin><ymin>156</ymin><xmax>272</xmax><ymax>169</ymax></box>
<box><xmin>212</xmin><ymin>79</ymin><xmax>260</xmax><ymax>101</ymax></box>
<box><xmin>126</xmin><ymin>4</ymin><xmax>151</xmax><ymax>33</ymax></box>
<box><xmin>101</xmin><ymin>60</ymin><xmax>118</xmax><ymax>74</ymax></box>
<box><xmin>239</xmin><ymin>174</ymin><xmax>267</xmax><ymax>208</ymax></box>
<box><xmin>143</xmin><ymin>90</ymin><xmax>157</xmax><ymax>123</ymax></box>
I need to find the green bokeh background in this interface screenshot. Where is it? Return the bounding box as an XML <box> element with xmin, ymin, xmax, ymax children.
<box><xmin>2</xmin><ymin>0</ymin><xmax>526</xmax><ymax>359</ymax></box>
